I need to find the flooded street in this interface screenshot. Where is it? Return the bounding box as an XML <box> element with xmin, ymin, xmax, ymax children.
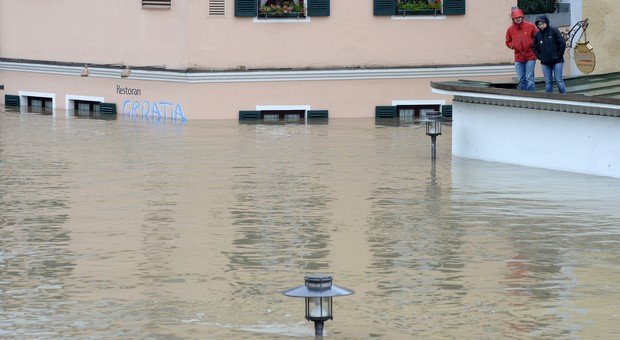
<box><xmin>1</xmin><ymin>110</ymin><xmax>619</xmax><ymax>338</ymax></box>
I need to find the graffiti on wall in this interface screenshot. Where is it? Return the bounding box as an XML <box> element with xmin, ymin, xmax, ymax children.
<box><xmin>122</xmin><ymin>100</ymin><xmax>187</xmax><ymax>123</ymax></box>
<box><xmin>117</xmin><ymin>85</ymin><xmax>187</xmax><ymax>122</ymax></box>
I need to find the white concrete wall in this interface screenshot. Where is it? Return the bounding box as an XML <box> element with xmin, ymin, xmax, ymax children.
<box><xmin>452</xmin><ymin>101</ymin><xmax>620</xmax><ymax>178</ymax></box>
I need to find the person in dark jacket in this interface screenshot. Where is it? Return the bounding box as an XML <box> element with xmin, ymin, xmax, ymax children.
<box><xmin>532</xmin><ymin>15</ymin><xmax>567</xmax><ymax>94</ymax></box>
<box><xmin>506</xmin><ymin>8</ymin><xmax>538</xmax><ymax>91</ymax></box>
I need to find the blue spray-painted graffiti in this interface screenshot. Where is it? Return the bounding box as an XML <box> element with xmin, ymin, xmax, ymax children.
<box><xmin>122</xmin><ymin>99</ymin><xmax>187</xmax><ymax>123</ymax></box>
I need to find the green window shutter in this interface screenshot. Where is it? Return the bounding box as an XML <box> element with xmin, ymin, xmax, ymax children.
<box><xmin>235</xmin><ymin>0</ymin><xmax>257</xmax><ymax>17</ymax></box>
<box><xmin>375</xmin><ymin>106</ymin><xmax>397</xmax><ymax>118</ymax></box>
<box><xmin>100</xmin><ymin>102</ymin><xmax>117</xmax><ymax>114</ymax></box>
<box><xmin>374</xmin><ymin>0</ymin><xmax>396</xmax><ymax>16</ymax></box>
<box><xmin>307</xmin><ymin>110</ymin><xmax>328</xmax><ymax>119</ymax></box>
<box><xmin>443</xmin><ymin>0</ymin><xmax>465</xmax><ymax>15</ymax></box>
<box><xmin>5</xmin><ymin>94</ymin><xmax>20</xmax><ymax>107</ymax></box>
<box><xmin>441</xmin><ymin>105</ymin><xmax>453</xmax><ymax>119</ymax></box>
<box><xmin>308</xmin><ymin>0</ymin><xmax>330</xmax><ymax>17</ymax></box>
<box><xmin>239</xmin><ymin>110</ymin><xmax>260</xmax><ymax>120</ymax></box>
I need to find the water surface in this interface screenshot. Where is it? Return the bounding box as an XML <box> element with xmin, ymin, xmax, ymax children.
<box><xmin>1</xmin><ymin>110</ymin><xmax>619</xmax><ymax>338</ymax></box>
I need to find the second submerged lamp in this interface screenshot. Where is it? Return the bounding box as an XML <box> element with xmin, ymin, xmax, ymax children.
<box><xmin>283</xmin><ymin>275</ymin><xmax>354</xmax><ymax>336</ymax></box>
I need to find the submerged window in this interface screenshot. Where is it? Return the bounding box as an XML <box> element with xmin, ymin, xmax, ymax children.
<box><xmin>397</xmin><ymin>104</ymin><xmax>440</xmax><ymax>119</ymax></box>
<box><xmin>73</xmin><ymin>100</ymin><xmax>101</xmax><ymax>116</ymax></box>
<box><xmin>27</xmin><ymin>96</ymin><xmax>53</xmax><ymax>114</ymax></box>
<box><xmin>261</xmin><ymin>110</ymin><xmax>305</xmax><ymax>122</ymax></box>
<box><xmin>239</xmin><ymin>109</ymin><xmax>328</xmax><ymax>123</ymax></box>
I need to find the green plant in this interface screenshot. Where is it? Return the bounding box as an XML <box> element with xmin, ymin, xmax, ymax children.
<box><xmin>259</xmin><ymin>1</ymin><xmax>305</xmax><ymax>15</ymax></box>
<box><xmin>517</xmin><ymin>0</ymin><xmax>557</xmax><ymax>15</ymax></box>
<box><xmin>397</xmin><ymin>0</ymin><xmax>441</xmax><ymax>12</ymax></box>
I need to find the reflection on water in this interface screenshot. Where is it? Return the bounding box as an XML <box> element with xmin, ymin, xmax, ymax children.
<box><xmin>1</xmin><ymin>109</ymin><xmax>619</xmax><ymax>338</ymax></box>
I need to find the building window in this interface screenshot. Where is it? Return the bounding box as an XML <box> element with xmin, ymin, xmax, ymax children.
<box><xmin>239</xmin><ymin>107</ymin><xmax>328</xmax><ymax>122</ymax></box>
<box><xmin>258</xmin><ymin>0</ymin><xmax>306</xmax><ymax>19</ymax></box>
<box><xmin>235</xmin><ymin>0</ymin><xmax>329</xmax><ymax>18</ymax></box>
<box><xmin>142</xmin><ymin>0</ymin><xmax>172</xmax><ymax>10</ymax></box>
<box><xmin>73</xmin><ymin>100</ymin><xmax>101</xmax><ymax>116</ymax></box>
<box><xmin>375</xmin><ymin>104</ymin><xmax>441</xmax><ymax>119</ymax></box>
<box><xmin>27</xmin><ymin>96</ymin><xmax>53</xmax><ymax>114</ymax></box>
<box><xmin>397</xmin><ymin>0</ymin><xmax>443</xmax><ymax>16</ymax></box>
<box><xmin>261</xmin><ymin>109</ymin><xmax>305</xmax><ymax>121</ymax></box>
<box><xmin>398</xmin><ymin>104</ymin><xmax>440</xmax><ymax>119</ymax></box>
<box><xmin>374</xmin><ymin>0</ymin><xmax>465</xmax><ymax>16</ymax></box>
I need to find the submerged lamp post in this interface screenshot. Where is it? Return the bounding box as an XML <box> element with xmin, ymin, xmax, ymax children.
<box><xmin>283</xmin><ymin>275</ymin><xmax>354</xmax><ymax>336</ymax></box>
<box><xmin>417</xmin><ymin>111</ymin><xmax>446</xmax><ymax>160</ymax></box>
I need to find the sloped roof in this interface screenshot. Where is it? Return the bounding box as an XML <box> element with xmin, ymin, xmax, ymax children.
<box><xmin>431</xmin><ymin>71</ymin><xmax>620</xmax><ymax>107</ymax></box>
<box><xmin>431</xmin><ymin>72</ymin><xmax>620</xmax><ymax>118</ymax></box>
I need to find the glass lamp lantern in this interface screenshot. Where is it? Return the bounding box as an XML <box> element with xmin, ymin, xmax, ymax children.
<box><xmin>416</xmin><ymin>111</ymin><xmax>446</xmax><ymax>160</ymax></box>
<box><xmin>283</xmin><ymin>275</ymin><xmax>354</xmax><ymax>336</ymax></box>
<box><xmin>421</xmin><ymin>111</ymin><xmax>443</xmax><ymax>137</ymax></box>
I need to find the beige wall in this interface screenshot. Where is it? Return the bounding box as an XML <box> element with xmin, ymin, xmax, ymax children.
<box><xmin>1</xmin><ymin>1</ymin><xmax>515</xmax><ymax>71</ymax></box>
<box><xmin>0</xmin><ymin>69</ymin><xmax>511</xmax><ymax>120</ymax></box>
<box><xmin>0</xmin><ymin>0</ymin><xmax>519</xmax><ymax>120</ymax></box>
<box><xmin>583</xmin><ymin>0</ymin><xmax>620</xmax><ymax>73</ymax></box>
<box><xmin>188</xmin><ymin>0</ymin><xmax>515</xmax><ymax>70</ymax></box>
<box><xmin>0</xmin><ymin>0</ymin><xmax>189</xmax><ymax>69</ymax></box>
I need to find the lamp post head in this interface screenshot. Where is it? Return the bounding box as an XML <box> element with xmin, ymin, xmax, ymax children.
<box><xmin>416</xmin><ymin>111</ymin><xmax>446</xmax><ymax>137</ymax></box>
<box><xmin>283</xmin><ymin>275</ymin><xmax>354</xmax><ymax>336</ymax></box>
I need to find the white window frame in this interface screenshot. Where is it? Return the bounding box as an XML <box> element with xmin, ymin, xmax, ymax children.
<box><xmin>18</xmin><ymin>91</ymin><xmax>56</xmax><ymax>114</ymax></box>
<box><xmin>392</xmin><ymin>100</ymin><xmax>445</xmax><ymax>119</ymax></box>
<box><xmin>66</xmin><ymin>95</ymin><xmax>105</xmax><ymax>118</ymax></box>
<box><xmin>256</xmin><ymin>104</ymin><xmax>312</xmax><ymax>121</ymax></box>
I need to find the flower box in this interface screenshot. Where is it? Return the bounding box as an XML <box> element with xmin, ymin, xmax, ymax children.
<box><xmin>258</xmin><ymin>11</ymin><xmax>306</xmax><ymax>19</ymax></box>
<box><xmin>397</xmin><ymin>9</ymin><xmax>440</xmax><ymax>16</ymax></box>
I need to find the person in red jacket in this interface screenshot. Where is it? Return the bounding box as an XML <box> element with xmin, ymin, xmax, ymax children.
<box><xmin>505</xmin><ymin>8</ymin><xmax>538</xmax><ymax>91</ymax></box>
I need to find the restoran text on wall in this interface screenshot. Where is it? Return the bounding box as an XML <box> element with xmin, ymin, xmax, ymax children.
<box><xmin>117</xmin><ymin>85</ymin><xmax>187</xmax><ymax>122</ymax></box>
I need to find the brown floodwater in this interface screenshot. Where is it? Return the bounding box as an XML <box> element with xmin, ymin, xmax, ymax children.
<box><xmin>1</xmin><ymin>109</ymin><xmax>619</xmax><ymax>338</ymax></box>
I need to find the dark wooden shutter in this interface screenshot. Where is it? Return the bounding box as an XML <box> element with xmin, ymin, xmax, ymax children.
<box><xmin>443</xmin><ymin>0</ymin><xmax>465</xmax><ymax>15</ymax></box>
<box><xmin>441</xmin><ymin>105</ymin><xmax>453</xmax><ymax>119</ymax></box>
<box><xmin>374</xmin><ymin>0</ymin><xmax>396</xmax><ymax>16</ymax></box>
<box><xmin>239</xmin><ymin>110</ymin><xmax>260</xmax><ymax>120</ymax></box>
<box><xmin>308</xmin><ymin>0</ymin><xmax>330</xmax><ymax>17</ymax></box>
<box><xmin>5</xmin><ymin>94</ymin><xmax>20</xmax><ymax>107</ymax></box>
<box><xmin>100</xmin><ymin>103</ymin><xmax>117</xmax><ymax>114</ymax></box>
<box><xmin>307</xmin><ymin>110</ymin><xmax>329</xmax><ymax>119</ymax></box>
<box><xmin>375</xmin><ymin>106</ymin><xmax>397</xmax><ymax>118</ymax></box>
<box><xmin>235</xmin><ymin>0</ymin><xmax>257</xmax><ymax>17</ymax></box>
<box><xmin>142</xmin><ymin>0</ymin><xmax>172</xmax><ymax>9</ymax></box>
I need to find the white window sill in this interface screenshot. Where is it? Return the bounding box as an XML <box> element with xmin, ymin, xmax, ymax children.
<box><xmin>253</xmin><ymin>17</ymin><xmax>311</xmax><ymax>23</ymax></box>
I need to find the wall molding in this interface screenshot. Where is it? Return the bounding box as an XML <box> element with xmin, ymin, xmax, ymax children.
<box><xmin>0</xmin><ymin>61</ymin><xmax>514</xmax><ymax>84</ymax></box>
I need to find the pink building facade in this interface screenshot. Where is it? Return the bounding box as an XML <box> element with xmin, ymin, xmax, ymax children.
<box><xmin>1</xmin><ymin>0</ymin><xmax>520</xmax><ymax>120</ymax></box>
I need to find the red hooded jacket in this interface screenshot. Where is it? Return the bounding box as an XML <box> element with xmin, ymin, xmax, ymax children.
<box><xmin>505</xmin><ymin>10</ymin><xmax>538</xmax><ymax>62</ymax></box>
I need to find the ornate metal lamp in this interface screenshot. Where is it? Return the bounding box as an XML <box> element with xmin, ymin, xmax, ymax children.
<box><xmin>283</xmin><ymin>275</ymin><xmax>354</xmax><ymax>336</ymax></box>
<box><xmin>417</xmin><ymin>111</ymin><xmax>446</xmax><ymax>160</ymax></box>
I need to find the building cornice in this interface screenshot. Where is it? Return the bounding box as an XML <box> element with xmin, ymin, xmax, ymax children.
<box><xmin>0</xmin><ymin>61</ymin><xmax>514</xmax><ymax>83</ymax></box>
